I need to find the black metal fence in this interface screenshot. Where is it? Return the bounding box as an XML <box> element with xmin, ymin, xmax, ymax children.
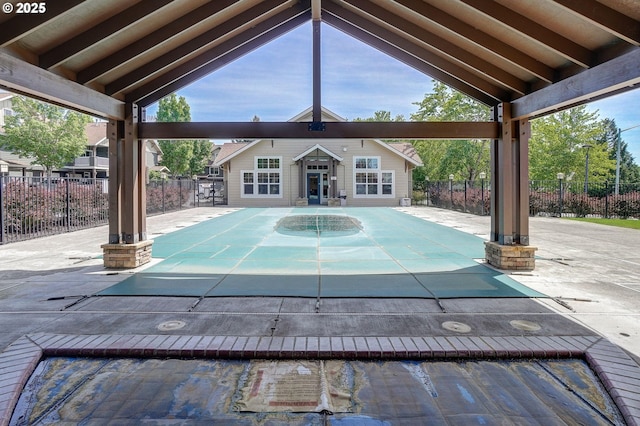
<box><xmin>0</xmin><ymin>176</ymin><xmax>215</xmax><ymax>244</ymax></box>
<box><xmin>415</xmin><ymin>179</ymin><xmax>640</xmax><ymax>219</ymax></box>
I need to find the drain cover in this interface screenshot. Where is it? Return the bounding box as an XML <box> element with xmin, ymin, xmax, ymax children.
<box><xmin>510</xmin><ymin>320</ymin><xmax>541</xmax><ymax>331</ymax></box>
<box><xmin>157</xmin><ymin>320</ymin><xmax>186</xmax><ymax>331</ymax></box>
<box><xmin>442</xmin><ymin>321</ymin><xmax>471</xmax><ymax>333</ymax></box>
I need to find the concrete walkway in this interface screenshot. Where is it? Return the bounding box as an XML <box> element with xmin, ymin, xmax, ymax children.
<box><xmin>1</xmin><ymin>206</ymin><xmax>640</xmax><ymax>424</ymax></box>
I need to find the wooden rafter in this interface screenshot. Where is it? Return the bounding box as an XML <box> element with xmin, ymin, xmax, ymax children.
<box><xmin>392</xmin><ymin>0</ymin><xmax>555</xmax><ymax>83</ymax></box>
<box><xmin>0</xmin><ymin>0</ymin><xmax>85</xmax><ymax>46</ymax></box>
<box><xmin>460</xmin><ymin>0</ymin><xmax>593</xmax><ymax>68</ymax></box>
<box><xmin>133</xmin><ymin>10</ymin><xmax>310</xmax><ymax>106</ymax></box>
<box><xmin>77</xmin><ymin>1</ymin><xmax>238</xmax><ymax>84</ymax></box>
<box><xmin>39</xmin><ymin>0</ymin><xmax>174</xmax><ymax>69</ymax></box>
<box><xmin>553</xmin><ymin>0</ymin><xmax>640</xmax><ymax>46</ymax></box>
<box><xmin>343</xmin><ymin>0</ymin><xmax>527</xmax><ymax>95</ymax></box>
<box><xmin>322</xmin><ymin>2</ymin><xmax>508</xmax><ymax>104</ymax></box>
<box><xmin>106</xmin><ymin>0</ymin><xmax>291</xmax><ymax>96</ymax></box>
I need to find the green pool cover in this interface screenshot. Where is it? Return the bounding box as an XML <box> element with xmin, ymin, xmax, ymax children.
<box><xmin>98</xmin><ymin>208</ymin><xmax>545</xmax><ymax>299</ymax></box>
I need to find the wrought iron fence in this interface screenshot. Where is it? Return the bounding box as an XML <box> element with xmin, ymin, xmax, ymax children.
<box><xmin>415</xmin><ymin>179</ymin><xmax>640</xmax><ymax>219</ymax></box>
<box><xmin>0</xmin><ymin>176</ymin><xmax>210</xmax><ymax>244</ymax></box>
<box><xmin>0</xmin><ymin>176</ymin><xmax>109</xmax><ymax>244</ymax></box>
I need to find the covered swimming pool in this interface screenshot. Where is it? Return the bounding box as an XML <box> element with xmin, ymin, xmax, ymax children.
<box><xmin>98</xmin><ymin>208</ymin><xmax>544</xmax><ymax>300</ymax></box>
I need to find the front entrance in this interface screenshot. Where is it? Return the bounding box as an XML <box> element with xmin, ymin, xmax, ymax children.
<box><xmin>307</xmin><ymin>173</ymin><xmax>321</xmax><ymax>204</ymax></box>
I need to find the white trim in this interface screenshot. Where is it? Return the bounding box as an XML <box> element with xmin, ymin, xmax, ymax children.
<box><xmin>293</xmin><ymin>144</ymin><xmax>343</xmax><ymax>162</ymax></box>
<box><xmin>240</xmin><ymin>156</ymin><xmax>283</xmax><ymax>198</ymax></box>
<box><xmin>353</xmin><ymin>156</ymin><xmax>395</xmax><ymax>198</ymax></box>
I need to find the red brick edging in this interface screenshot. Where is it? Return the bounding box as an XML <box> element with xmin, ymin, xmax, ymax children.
<box><xmin>1</xmin><ymin>333</ymin><xmax>639</xmax><ymax>425</ymax></box>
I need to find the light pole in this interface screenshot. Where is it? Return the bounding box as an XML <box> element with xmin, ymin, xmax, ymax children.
<box><xmin>449</xmin><ymin>174</ymin><xmax>454</xmax><ymax>209</ymax></box>
<box><xmin>581</xmin><ymin>144</ymin><xmax>592</xmax><ymax>194</ymax></box>
<box><xmin>479</xmin><ymin>172</ymin><xmax>486</xmax><ymax>215</ymax></box>
<box><xmin>424</xmin><ymin>176</ymin><xmax>430</xmax><ymax>206</ymax></box>
<box><xmin>615</xmin><ymin>124</ymin><xmax>640</xmax><ymax>195</ymax></box>
<box><xmin>557</xmin><ymin>172</ymin><xmax>564</xmax><ymax>217</ymax></box>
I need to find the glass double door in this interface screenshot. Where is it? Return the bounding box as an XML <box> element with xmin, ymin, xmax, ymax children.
<box><xmin>307</xmin><ymin>173</ymin><xmax>328</xmax><ymax>205</ymax></box>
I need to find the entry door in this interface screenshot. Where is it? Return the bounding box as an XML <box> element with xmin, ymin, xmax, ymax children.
<box><xmin>307</xmin><ymin>173</ymin><xmax>320</xmax><ymax>204</ymax></box>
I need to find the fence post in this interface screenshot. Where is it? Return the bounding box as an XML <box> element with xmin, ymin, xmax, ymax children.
<box><xmin>0</xmin><ymin>175</ymin><xmax>5</xmax><ymax>244</ymax></box>
<box><xmin>179</xmin><ymin>179</ymin><xmax>183</xmax><ymax>210</ymax></box>
<box><xmin>558</xmin><ymin>176</ymin><xmax>564</xmax><ymax>217</ymax></box>
<box><xmin>65</xmin><ymin>178</ymin><xmax>71</xmax><ymax>232</ymax></box>
<box><xmin>162</xmin><ymin>180</ymin><xmax>166</xmax><ymax>214</ymax></box>
<box><xmin>464</xmin><ymin>180</ymin><xmax>467</xmax><ymax>212</ymax></box>
<box><xmin>605</xmin><ymin>181</ymin><xmax>609</xmax><ymax>219</ymax></box>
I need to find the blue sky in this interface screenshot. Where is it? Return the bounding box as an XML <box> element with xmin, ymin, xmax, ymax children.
<box><xmin>146</xmin><ymin>22</ymin><xmax>640</xmax><ymax>162</ymax></box>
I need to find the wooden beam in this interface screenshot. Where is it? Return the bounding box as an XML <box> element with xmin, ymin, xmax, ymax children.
<box><xmin>393</xmin><ymin>0</ymin><xmax>555</xmax><ymax>83</ymax></box>
<box><xmin>130</xmin><ymin>8</ymin><xmax>309</xmax><ymax>105</ymax></box>
<box><xmin>322</xmin><ymin>6</ymin><xmax>508</xmax><ymax>104</ymax></box>
<box><xmin>105</xmin><ymin>0</ymin><xmax>289</xmax><ymax>96</ymax></box>
<box><xmin>343</xmin><ymin>0</ymin><xmax>528</xmax><ymax>95</ymax></box>
<box><xmin>511</xmin><ymin>48</ymin><xmax>640</xmax><ymax>119</ymax></box>
<box><xmin>76</xmin><ymin>0</ymin><xmax>239</xmax><ymax>84</ymax></box>
<box><xmin>39</xmin><ymin>0</ymin><xmax>173</xmax><ymax>69</ymax></box>
<box><xmin>553</xmin><ymin>0</ymin><xmax>640</xmax><ymax>46</ymax></box>
<box><xmin>460</xmin><ymin>0</ymin><xmax>593</xmax><ymax>68</ymax></box>
<box><xmin>312</xmin><ymin>19</ymin><xmax>322</xmax><ymax>123</ymax></box>
<box><xmin>0</xmin><ymin>51</ymin><xmax>124</xmax><ymax>120</ymax></box>
<box><xmin>0</xmin><ymin>0</ymin><xmax>85</xmax><ymax>46</ymax></box>
<box><xmin>138</xmin><ymin>121</ymin><xmax>499</xmax><ymax>140</ymax></box>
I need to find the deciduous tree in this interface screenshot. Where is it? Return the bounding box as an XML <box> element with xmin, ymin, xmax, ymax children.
<box><xmin>156</xmin><ymin>94</ymin><xmax>211</xmax><ymax>177</ymax></box>
<box><xmin>0</xmin><ymin>96</ymin><xmax>91</xmax><ymax>176</ymax></box>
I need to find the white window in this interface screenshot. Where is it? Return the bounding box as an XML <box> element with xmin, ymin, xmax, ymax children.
<box><xmin>241</xmin><ymin>156</ymin><xmax>282</xmax><ymax>198</ymax></box>
<box><xmin>353</xmin><ymin>156</ymin><xmax>394</xmax><ymax>198</ymax></box>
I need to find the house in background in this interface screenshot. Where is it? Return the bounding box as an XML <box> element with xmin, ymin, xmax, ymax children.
<box><xmin>0</xmin><ymin>91</ymin><xmax>164</xmax><ymax>178</ymax></box>
<box><xmin>213</xmin><ymin>107</ymin><xmax>423</xmax><ymax>207</ymax></box>
<box><xmin>64</xmin><ymin>122</ymin><xmax>166</xmax><ymax>179</ymax></box>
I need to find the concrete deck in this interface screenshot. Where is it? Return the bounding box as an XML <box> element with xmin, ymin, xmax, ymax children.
<box><xmin>1</xmin><ymin>206</ymin><xmax>639</xmax><ymax>424</ymax></box>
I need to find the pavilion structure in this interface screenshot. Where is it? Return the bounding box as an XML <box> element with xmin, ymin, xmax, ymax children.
<box><xmin>1</xmin><ymin>0</ymin><xmax>639</xmax><ymax>269</ymax></box>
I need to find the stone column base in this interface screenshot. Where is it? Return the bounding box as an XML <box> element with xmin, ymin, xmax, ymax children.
<box><xmin>101</xmin><ymin>240</ymin><xmax>153</xmax><ymax>269</ymax></box>
<box><xmin>484</xmin><ymin>241</ymin><xmax>537</xmax><ymax>271</ymax></box>
<box><xmin>295</xmin><ymin>198</ymin><xmax>309</xmax><ymax>206</ymax></box>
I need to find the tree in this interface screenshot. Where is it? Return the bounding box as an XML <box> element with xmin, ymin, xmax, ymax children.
<box><xmin>529</xmin><ymin>106</ymin><xmax>614</xmax><ymax>182</ymax></box>
<box><xmin>0</xmin><ymin>96</ymin><xmax>91</xmax><ymax>176</ymax></box>
<box><xmin>156</xmin><ymin>94</ymin><xmax>211</xmax><ymax>177</ymax></box>
<box><xmin>410</xmin><ymin>81</ymin><xmax>491</xmax><ymax>181</ymax></box>
<box><xmin>353</xmin><ymin>110</ymin><xmax>405</xmax><ymax>122</ymax></box>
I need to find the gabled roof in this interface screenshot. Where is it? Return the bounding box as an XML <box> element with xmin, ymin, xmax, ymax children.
<box><xmin>213</xmin><ymin>142</ymin><xmax>253</xmax><ymax>166</ymax></box>
<box><xmin>0</xmin><ymin>1</ymin><xmax>637</xmax><ymax>122</ymax></box>
<box><xmin>84</xmin><ymin>122</ymin><xmax>108</xmax><ymax>147</ymax></box>
<box><xmin>385</xmin><ymin>142</ymin><xmax>423</xmax><ymax>167</ymax></box>
<box><xmin>292</xmin><ymin>144</ymin><xmax>343</xmax><ymax>162</ymax></box>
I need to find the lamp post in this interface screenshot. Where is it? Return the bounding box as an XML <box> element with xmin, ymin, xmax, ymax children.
<box><xmin>479</xmin><ymin>172</ymin><xmax>486</xmax><ymax>215</ymax></box>
<box><xmin>557</xmin><ymin>172</ymin><xmax>564</xmax><ymax>217</ymax></box>
<box><xmin>615</xmin><ymin>124</ymin><xmax>640</xmax><ymax>195</ymax></box>
<box><xmin>424</xmin><ymin>176</ymin><xmax>430</xmax><ymax>206</ymax></box>
<box><xmin>449</xmin><ymin>174</ymin><xmax>454</xmax><ymax>209</ymax></box>
<box><xmin>581</xmin><ymin>144</ymin><xmax>592</xmax><ymax>194</ymax></box>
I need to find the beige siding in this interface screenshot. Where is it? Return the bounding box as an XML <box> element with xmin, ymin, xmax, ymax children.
<box><xmin>223</xmin><ymin>139</ymin><xmax>416</xmax><ymax>207</ymax></box>
<box><xmin>0</xmin><ymin>97</ymin><xmax>14</xmax><ymax>127</ymax></box>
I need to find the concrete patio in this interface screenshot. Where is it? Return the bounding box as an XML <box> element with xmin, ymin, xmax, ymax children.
<box><xmin>1</xmin><ymin>206</ymin><xmax>639</xmax><ymax>424</ymax></box>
